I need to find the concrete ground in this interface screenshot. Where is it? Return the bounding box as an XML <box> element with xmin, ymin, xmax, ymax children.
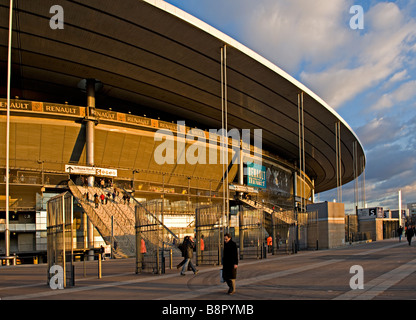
<box><xmin>0</xmin><ymin>238</ymin><xmax>415</xmax><ymax>317</ymax></box>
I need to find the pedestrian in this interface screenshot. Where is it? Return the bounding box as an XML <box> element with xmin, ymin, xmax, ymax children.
<box><xmin>406</xmin><ymin>226</ymin><xmax>414</xmax><ymax>246</ymax></box>
<box><xmin>397</xmin><ymin>226</ymin><xmax>403</xmax><ymax>242</ymax></box>
<box><xmin>94</xmin><ymin>193</ymin><xmax>99</xmax><ymax>208</ymax></box>
<box><xmin>141</xmin><ymin>238</ymin><xmax>147</xmax><ymax>269</ymax></box>
<box><xmin>100</xmin><ymin>193</ymin><xmax>105</xmax><ymax>204</ymax></box>
<box><xmin>177</xmin><ymin>236</ymin><xmax>195</xmax><ymax>270</ymax></box>
<box><xmin>100</xmin><ymin>245</ymin><xmax>105</xmax><ymax>260</ymax></box>
<box><xmin>267</xmin><ymin>235</ymin><xmax>273</xmax><ymax>253</ymax></box>
<box><xmin>222</xmin><ymin>233</ymin><xmax>238</xmax><ymax>295</ymax></box>
<box><xmin>176</xmin><ymin>236</ymin><xmax>188</xmax><ymax>269</ymax></box>
<box><xmin>200</xmin><ymin>235</ymin><xmax>205</xmax><ymax>263</ymax></box>
<box><xmin>180</xmin><ymin>236</ymin><xmax>198</xmax><ymax>276</ymax></box>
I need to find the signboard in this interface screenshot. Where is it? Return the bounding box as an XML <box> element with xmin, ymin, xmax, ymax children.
<box><xmin>65</xmin><ymin>165</ymin><xmax>117</xmax><ymax>177</ymax></box>
<box><xmin>246</xmin><ymin>162</ymin><xmax>266</xmax><ymax>189</ymax></box>
<box><xmin>229</xmin><ymin>184</ymin><xmax>259</xmax><ymax>194</ymax></box>
<box><xmin>95</xmin><ymin>168</ymin><xmax>118</xmax><ymax>177</ymax></box>
<box><xmin>65</xmin><ymin>165</ymin><xmax>95</xmax><ymax>175</ymax></box>
<box><xmin>357</xmin><ymin>207</ymin><xmax>383</xmax><ymax>220</ymax></box>
<box><xmin>0</xmin><ymin>99</ymin><xmax>85</xmax><ymax>116</ymax></box>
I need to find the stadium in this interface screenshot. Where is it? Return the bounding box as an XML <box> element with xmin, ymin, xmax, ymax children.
<box><xmin>0</xmin><ymin>0</ymin><xmax>365</xmax><ymax>267</ymax></box>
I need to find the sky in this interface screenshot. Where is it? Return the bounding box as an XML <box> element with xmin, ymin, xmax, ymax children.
<box><xmin>164</xmin><ymin>0</ymin><xmax>416</xmax><ymax>213</ymax></box>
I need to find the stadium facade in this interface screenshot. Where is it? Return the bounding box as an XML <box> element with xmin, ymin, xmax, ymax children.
<box><xmin>0</xmin><ymin>0</ymin><xmax>365</xmax><ymax>263</ymax></box>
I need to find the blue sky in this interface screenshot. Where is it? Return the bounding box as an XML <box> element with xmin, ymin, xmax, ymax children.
<box><xmin>164</xmin><ymin>0</ymin><xmax>416</xmax><ymax>212</ymax></box>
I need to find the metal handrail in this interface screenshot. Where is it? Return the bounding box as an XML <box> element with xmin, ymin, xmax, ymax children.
<box><xmin>117</xmin><ymin>185</ymin><xmax>179</xmax><ymax>240</ymax></box>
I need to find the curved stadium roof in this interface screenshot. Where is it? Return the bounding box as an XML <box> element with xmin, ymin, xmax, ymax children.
<box><xmin>0</xmin><ymin>0</ymin><xmax>365</xmax><ymax>194</ymax></box>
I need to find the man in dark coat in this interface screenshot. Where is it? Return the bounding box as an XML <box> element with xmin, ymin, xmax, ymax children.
<box><xmin>180</xmin><ymin>236</ymin><xmax>198</xmax><ymax>276</ymax></box>
<box><xmin>406</xmin><ymin>226</ymin><xmax>414</xmax><ymax>246</ymax></box>
<box><xmin>397</xmin><ymin>226</ymin><xmax>403</xmax><ymax>242</ymax></box>
<box><xmin>223</xmin><ymin>233</ymin><xmax>238</xmax><ymax>294</ymax></box>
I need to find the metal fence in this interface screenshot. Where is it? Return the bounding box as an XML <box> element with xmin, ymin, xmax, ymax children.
<box><xmin>270</xmin><ymin>210</ymin><xmax>296</xmax><ymax>255</ymax></box>
<box><xmin>47</xmin><ymin>192</ymin><xmax>74</xmax><ymax>287</ymax></box>
<box><xmin>134</xmin><ymin>200</ymin><xmax>181</xmax><ymax>274</ymax></box>
<box><xmin>270</xmin><ymin>210</ymin><xmax>319</xmax><ymax>254</ymax></box>
<box><xmin>239</xmin><ymin>207</ymin><xmax>266</xmax><ymax>259</ymax></box>
<box><xmin>195</xmin><ymin>204</ymin><xmax>224</xmax><ymax>266</ymax></box>
<box><xmin>133</xmin><ymin>198</ymin><xmax>322</xmax><ymax>275</ymax></box>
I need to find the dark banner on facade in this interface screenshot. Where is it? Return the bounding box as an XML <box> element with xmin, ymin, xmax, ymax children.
<box><xmin>265</xmin><ymin>166</ymin><xmax>292</xmax><ymax>197</ymax></box>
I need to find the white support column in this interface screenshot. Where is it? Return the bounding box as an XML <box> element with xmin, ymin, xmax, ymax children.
<box><xmin>297</xmin><ymin>92</ymin><xmax>305</xmax><ymax>212</ymax></box>
<box><xmin>398</xmin><ymin>190</ymin><xmax>402</xmax><ymax>227</ymax></box>
<box><xmin>85</xmin><ymin>78</ymin><xmax>98</xmax><ymax>260</ymax></box>
<box><xmin>335</xmin><ymin>121</ymin><xmax>342</xmax><ymax>203</ymax></box>
<box><xmin>220</xmin><ymin>45</ymin><xmax>229</xmax><ymax>232</ymax></box>
<box><xmin>86</xmin><ymin>79</ymin><xmax>96</xmax><ymax>188</ymax></box>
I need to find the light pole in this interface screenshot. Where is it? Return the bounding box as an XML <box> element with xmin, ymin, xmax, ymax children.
<box><xmin>5</xmin><ymin>0</ymin><xmax>14</xmax><ymax>264</ymax></box>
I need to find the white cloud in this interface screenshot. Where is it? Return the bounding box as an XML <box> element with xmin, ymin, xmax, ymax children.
<box><xmin>370</xmin><ymin>80</ymin><xmax>416</xmax><ymax>111</ymax></box>
<box><xmin>165</xmin><ymin>0</ymin><xmax>416</xmax><ymax>207</ymax></box>
<box><xmin>243</xmin><ymin>0</ymin><xmax>354</xmax><ymax>73</ymax></box>
<box><xmin>355</xmin><ymin>116</ymin><xmax>403</xmax><ymax>149</ymax></box>
<box><xmin>385</xmin><ymin>69</ymin><xmax>409</xmax><ymax>87</ymax></box>
<box><xmin>239</xmin><ymin>1</ymin><xmax>416</xmax><ymax>109</ymax></box>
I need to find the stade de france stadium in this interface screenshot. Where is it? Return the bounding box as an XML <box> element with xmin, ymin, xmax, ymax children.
<box><xmin>0</xmin><ymin>0</ymin><xmax>365</xmax><ymax>267</ymax></box>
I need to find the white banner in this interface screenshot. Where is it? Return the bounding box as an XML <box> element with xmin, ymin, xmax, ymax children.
<box><xmin>65</xmin><ymin>165</ymin><xmax>117</xmax><ymax>177</ymax></box>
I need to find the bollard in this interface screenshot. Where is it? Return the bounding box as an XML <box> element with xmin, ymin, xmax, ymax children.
<box><xmin>83</xmin><ymin>253</ymin><xmax>86</xmax><ymax>277</ymax></box>
<box><xmin>98</xmin><ymin>253</ymin><xmax>102</xmax><ymax>279</ymax></box>
<box><xmin>169</xmin><ymin>249</ymin><xmax>173</xmax><ymax>269</ymax></box>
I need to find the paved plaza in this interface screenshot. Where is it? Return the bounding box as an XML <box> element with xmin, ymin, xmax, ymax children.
<box><xmin>1</xmin><ymin>238</ymin><xmax>415</xmax><ymax>301</ymax></box>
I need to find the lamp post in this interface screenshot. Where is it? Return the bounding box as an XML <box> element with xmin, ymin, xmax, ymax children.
<box><xmin>5</xmin><ymin>0</ymin><xmax>14</xmax><ymax>264</ymax></box>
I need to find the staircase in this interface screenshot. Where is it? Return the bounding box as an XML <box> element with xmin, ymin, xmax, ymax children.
<box><xmin>239</xmin><ymin>198</ymin><xmax>297</xmax><ymax>225</ymax></box>
<box><xmin>115</xmin><ymin>186</ymin><xmax>181</xmax><ymax>253</ymax></box>
<box><xmin>68</xmin><ymin>180</ymin><xmax>181</xmax><ymax>258</ymax></box>
<box><xmin>68</xmin><ymin>180</ymin><xmax>135</xmax><ymax>258</ymax></box>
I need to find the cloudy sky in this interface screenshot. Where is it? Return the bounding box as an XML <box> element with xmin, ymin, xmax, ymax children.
<box><xmin>165</xmin><ymin>0</ymin><xmax>416</xmax><ymax>213</ymax></box>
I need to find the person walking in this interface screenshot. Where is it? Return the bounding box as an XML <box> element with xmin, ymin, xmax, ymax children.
<box><xmin>94</xmin><ymin>193</ymin><xmax>99</xmax><ymax>209</ymax></box>
<box><xmin>267</xmin><ymin>235</ymin><xmax>273</xmax><ymax>253</ymax></box>
<box><xmin>176</xmin><ymin>236</ymin><xmax>188</xmax><ymax>269</ymax></box>
<box><xmin>397</xmin><ymin>226</ymin><xmax>403</xmax><ymax>242</ymax></box>
<box><xmin>406</xmin><ymin>226</ymin><xmax>414</xmax><ymax>246</ymax></box>
<box><xmin>177</xmin><ymin>236</ymin><xmax>193</xmax><ymax>270</ymax></box>
<box><xmin>180</xmin><ymin>236</ymin><xmax>198</xmax><ymax>276</ymax></box>
<box><xmin>200</xmin><ymin>235</ymin><xmax>205</xmax><ymax>263</ymax></box>
<box><xmin>222</xmin><ymin>233</ymin><xmax>238</xmax><ymax>295</ymax></box>
<box><xmin>141</xmin><ymin>238</ymin><xmax>147</xmax><ymax>269</ymax></box>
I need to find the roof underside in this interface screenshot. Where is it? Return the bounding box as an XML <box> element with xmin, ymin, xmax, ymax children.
<box><xmin>0</xmin><ymin>0</ymin><xmax>365</xmax><ymax>193</ymax></box>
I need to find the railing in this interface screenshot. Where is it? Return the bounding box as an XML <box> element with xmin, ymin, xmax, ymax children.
<box><xmin>68</xmin><ymin>181</ymin><xmax>136</xmax><ymax>257</ymax></box>
<box><xmin>240</xmin><ymin>198</ymin><xmax>296</xmax><ymax>224</ymax></box>
<box><xmin>68</xmin><ymin>180</ymin><xmax>111</xmax><ymax>239</ymax></box>
<box><xmin>117</xmin><ymin>185</ymin><xmax>179</xmax><ymax>241</ymax></box>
